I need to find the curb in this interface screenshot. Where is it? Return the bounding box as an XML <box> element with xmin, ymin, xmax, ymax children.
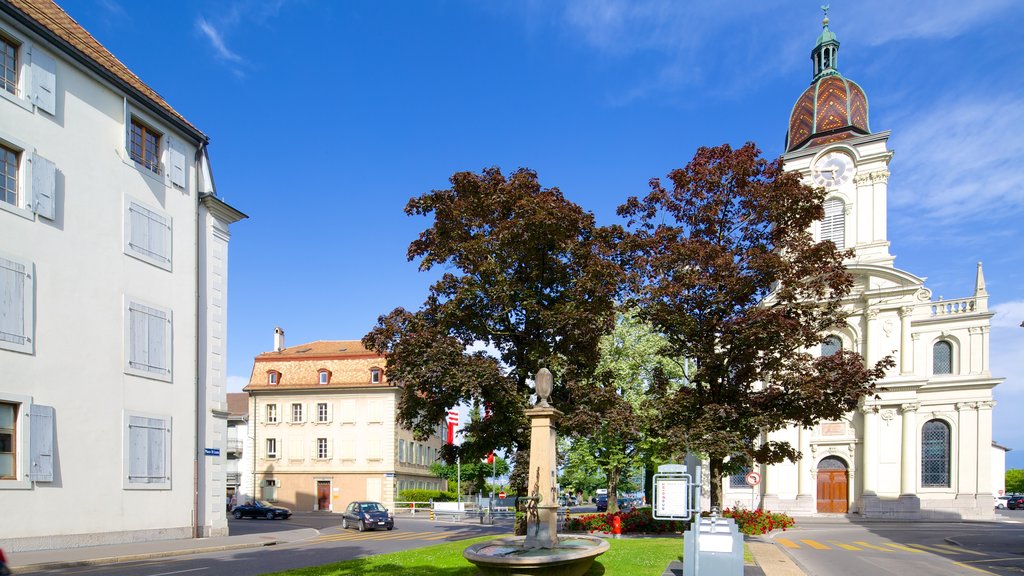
<box><xmin>10</xmin><ymin>540</ymin><xmax>278</xmax><ymax>571</ymax></box>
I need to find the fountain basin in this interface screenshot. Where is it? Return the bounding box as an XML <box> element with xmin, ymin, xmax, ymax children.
<box><xmin>463</xmin><ymin>535</ymin><xmax>610</xmax><ymax>576</ymax></box>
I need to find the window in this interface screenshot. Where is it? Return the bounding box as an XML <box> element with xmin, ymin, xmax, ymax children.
<box><xmin>317</xmin><ymin>438</ymin><xmax>328</xmax><ymax>459</ymax></box>
<box><xmin>398</xmin><ymin>439</ymin><xmax>405</xmax><ymax>463</ymax></box>
<box><xmin>266</xmin><ymin>404</ymin><xmax>278</xmax><ymax>423</ymax></box>
<box><xmin>124</xmin><ymin>199</ymin><xmax>172</xmax><ymax>270</ymax></box>
<box><xmin>318</xmin><ymin>370</ymin><xmax>329</xmax><ymax>385</ymax></box>
<box><xmin>0</xmin><ymin>252</ymin><xmax>33</xmax><ymax>354</ymax></box>
<box><xmin>130</xmin><ymin>117</ymin><xmax>161</xmax><ymax>174</ymax></box>
<box><xmin>371</xmin><ymin>368</ymin><xmax>382</xmax><ymax>384</ymax></box>
<box><xmin>317</xmin><ymin>402</ymin><xmax>328</xmax><ymax>423</ymax></box>
<box><xmin>933</xmin><ymin>341</ymin><xmax>953</xmax><ymax>375</ymax></box>
<box><xmin>1</xmin><ymin>143</ymin><xmax>15</xmax><ymax>207</ymax></box>
<box><xmin>125</xmin><ymin>298</ymin><xmax>172</xmax><ymax>381</ymax></box>
<box><xmin>1</xmin><ymin>35</ymin><xmax>16</xmax><ymax>95</ymax></box>
<box><xmin>268</xmin><ymin>371</ymin><xmax>280</xmax><ymax>385</ymax></box>
<box><xmin>266</xmin><ymin>438</ymin><xmax>277</xmax><ymax>458</ymax></box>
<box><xmin>728</xmin><ymin>465</ymin><xmax>751</xmax><ymax>488</ymax></box>
<box><xmin>291</xmin><ymin>403</ymin><xmax>303</xmax><ymax>423</ymax></box>
<box><xmin>821</xmin><ymin>198</ymin><xmax>845</xmax><ymax>249</ymax></box>
<box><xmin>821</xmin><ymin>335</ymin><xmax>842</xmax><ymax>357</ymax></box>
<box><xmin>0</xmin><ymin>401</ymin><xmax>14</xmax><ymax>479</ymax></box>
<box><xmin>125</xmin><ymin>413</ymin><xmax>170</xmax><ymax>489</ymax></box>
<box><xmin>921</xmin><ymin>419</ymin><xmax>950</xmax><ymax>487</ymax></box>
<box><xmin>262</xmin><ymin>478</ymin><xmax>277</xmax><ymax>501</ymax></box>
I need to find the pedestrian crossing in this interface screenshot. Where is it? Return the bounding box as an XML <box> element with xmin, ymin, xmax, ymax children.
<box><xmin>774</xmin><ymin>538</ymin><xmax>990</xmax><ymax>556</ymax></box>
<box><xmin>312</xmin><ymin>529</ymin><xmax>487</xmax><ymax>544</ymax></box>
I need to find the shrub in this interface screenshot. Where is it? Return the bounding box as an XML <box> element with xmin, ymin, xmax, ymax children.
<box><xmin>720</xmin><ymin>508</ymin><xmax>795</xmax><ymax>535</ymax></box>
<box><xmin>564</xmin><ymin>507</ymin><xmax>686</xmax><ymax>535</ymax></box>
<box><xmin>398</xmin><ymin>489</ymin><xmax>457</xmax><ymax>503</ymax></box>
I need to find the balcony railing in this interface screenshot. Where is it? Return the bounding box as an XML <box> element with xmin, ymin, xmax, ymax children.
<box><xmin>226</xmin><ymin>472</ymin><xmax>242</xmax><ymax>486</ymax></box>
<box><xmin>227</xmin><ymin>439</ymin><xmax>243</xmax><ymax>456</ymax></box>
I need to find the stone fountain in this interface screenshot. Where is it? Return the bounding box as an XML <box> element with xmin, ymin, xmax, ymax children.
<box><xmin>463</xmin><ymin>368</ymin><xmax>609</xmax><ymax>576</ymax></box>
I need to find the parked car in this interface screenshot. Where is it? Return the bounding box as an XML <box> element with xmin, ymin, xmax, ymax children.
<box><xmin>0</xmin><ymin>548</ymin><xmax>10</xmax><ymax>576</ymax></box>
<box><xmin>341</xmin><ymin>501</ymin><xmax>394</xmax><ymax>532</ymax></box>
<box><xmin>231</xmin><ymin>500</ymin><xmax>292</xmax><ymax>520</ymax></box>
<box><xmin>1007</xmin><ymin>496</ymin><xmax>1024</xmax><ymax>510</ymax></box>
<box><xmin>595</xmin><ymin>495</ymin><xmax>608</xmax><ymax>512</ymax></box>
<box><xmin>995</xmin><ymin>495</ymin><xmax>1010</xmax><ymax>509</ymax></box>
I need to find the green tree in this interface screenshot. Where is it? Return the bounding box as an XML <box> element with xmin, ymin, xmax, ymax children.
<box><xmin>430</xmin><ymin>456</ymin><xmax>511</xmax><ymax>496</ymax></box>
<box><xmin>362</xmin><ymin>167</ymin><xmax>620</xmax><ymax>529</ymax></box>
<box><xmin>1006</xmin><ymin>469</ymin><xmax>1024</xmax><ymax>494</ymax></box>
<box><xmin>562</xmin><ymin>310</ymin><xmax>686</xmax><ymax>513</ymax></box>
<box><xmin>618</xmin><ymin>143</ymin><xmax>894</xmax><ymax>507</ymax></box>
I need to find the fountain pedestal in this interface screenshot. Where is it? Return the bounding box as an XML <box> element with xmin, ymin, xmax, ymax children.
<box><xmin>463</xmin><ymin>368</ymin><xmax>609</xmax><ymax>576</ymax></box>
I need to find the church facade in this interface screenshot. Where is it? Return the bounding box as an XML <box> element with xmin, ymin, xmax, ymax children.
<box><xmin>721</xmin><ymin>16</ymin><xmax>1001</xmax><ymax>520</ymax></box>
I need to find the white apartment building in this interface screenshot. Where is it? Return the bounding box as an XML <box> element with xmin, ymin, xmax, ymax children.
<box><xmin>0</xmin><ymin>0</ymin><xmax>245</xmax><ymax>550</ymax></box>
<box><xmin>244</xmin><ymin>332</ymin><xmax>445</xmax><ymax>512</ymax></box>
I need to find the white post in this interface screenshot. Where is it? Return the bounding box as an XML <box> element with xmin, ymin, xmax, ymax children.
<box><xmin>457</xmin><ymin>455</ymin><xmax>462</xmax><ymax>508</ymax></box>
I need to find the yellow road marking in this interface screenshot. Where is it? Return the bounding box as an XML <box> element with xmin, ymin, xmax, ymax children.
<box><xmin>800</xmin><ymin>539</ymin><xmax>831</xmax><ymax>550</ymax></box>
<box><xmin>421</xmin><ymin>531</ymin><xmax>472</xmax><ymax>541</ymax></box>
<box><xmin>853</xmin><ymin>541</ymin><xmax>893</xmax><ymax>551</ymax></box>
<box><xmin>951</xmin><ymin>561</ymin><xmax>998</xmax><ymax>574</ymax></box>
<box><xmin>933</xmin><ymin>544</ymin><xmax>989</xmax><ymax>556</ymax></box>
<box><xmin>884</xmin><ymin>543</ymin><xmax>925</xmax><ymax>553</ymax></box>
<box><xmin>775</xmin><ymin>538</ymin><xmax>800</xmax><ymax>549</ymax></box>
<box><xmin>827</xmin><ymin>540</ymin><xmax>861</xmax><ymax>551</ymax></box>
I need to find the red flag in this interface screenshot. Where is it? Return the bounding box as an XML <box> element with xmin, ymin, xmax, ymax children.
<box><xmin>486</xmin><ymin>452</ymin><xmax>495</xmax><ymax>465</ymax></box>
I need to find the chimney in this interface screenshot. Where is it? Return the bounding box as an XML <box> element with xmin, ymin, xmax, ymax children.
<box><xmin>274</xmin><ymin>327</ymin><xmax>285</xmax><ymax>352</ymax></box>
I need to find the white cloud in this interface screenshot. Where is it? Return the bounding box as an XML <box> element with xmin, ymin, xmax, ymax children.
<box><xmin>845</xmin><ymin>0</ymin><xmax>1014</xmax><ymax>45</ymax></box>
<box><xmin>196</xmin><ymin>17</ymin><xmax>244</xmax><ymax>64</ymax></box>
<box><xmin>992</xmin><ymin>300</ymin><xmax>1024</xmax><ymax>330</ymax></box>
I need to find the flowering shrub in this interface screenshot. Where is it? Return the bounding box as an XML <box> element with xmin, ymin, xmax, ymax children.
<box><xmin>718</xmin><ymin>508</ymin><xmax>795</xmax><ymax>535</ymax></box>
<box><xmin>564</xmin><ymin>507</ymin><xmax>685</xmax><ymax>535</ymax></box>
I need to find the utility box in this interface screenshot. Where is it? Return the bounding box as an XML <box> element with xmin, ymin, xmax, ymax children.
<box><xmin>683</xmin><ymin>516</ymin><xmax>744</xmax><ymax>576</ymax></box>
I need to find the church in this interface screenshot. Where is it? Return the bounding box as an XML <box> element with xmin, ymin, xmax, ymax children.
<box><xmin>720</xmin><ymin>15</ymin><xmax>1001</xmax><ymax>519</ymax></box>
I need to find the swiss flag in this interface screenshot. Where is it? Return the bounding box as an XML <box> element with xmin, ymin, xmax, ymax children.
<box><xmin>485</xmin><ymin>452</ymin><xmax>495</xmax><ymax>465</ymax></box>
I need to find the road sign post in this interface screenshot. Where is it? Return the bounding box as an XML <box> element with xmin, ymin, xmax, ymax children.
<box><xmin>745</xmin><ymin>471</ymin><xmax>761</xmax><ymax>510</ymax></box>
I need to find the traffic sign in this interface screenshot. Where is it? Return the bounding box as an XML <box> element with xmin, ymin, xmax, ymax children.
<box><xmin>745</xmin><ymin>471</ymin><xmax>761</xmax><ymax>486</ymax></box>
<box><xmin>498</xmin><ymin>491</ymin><xmax>507</xmax><ymax>499</ymax></box>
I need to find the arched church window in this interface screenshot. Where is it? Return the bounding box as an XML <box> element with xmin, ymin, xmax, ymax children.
<box><xmin>933</xmin><ymin>341</ymin><xmax>953</xmax><ymax>374</ymax></box>
<box><xmin>821</xmin><ymin>335</ymin><xmax>842</xmax><ymax>357</ymax></box>
<box><xmin>817</xmin><ymin>456</ymin><xmax>847</xmax><ymax>470</ymax></box>
<box><xmin>921</xmin><ymin>419</ymin><xmax>951</xmax><ymax>487</ymax></box>
<box><xmin>821</xmin><ymin>198</ymin><xmax>845</xmax><ymax>249</ymax></box>
<box><xmin>729</xmin><ymin>465</ymin><xmax>751</xmax><ymax>488</ymax></box>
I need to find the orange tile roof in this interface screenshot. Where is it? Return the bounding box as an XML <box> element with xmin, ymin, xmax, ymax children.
<box><xmin>226</xmin><ymin>393</ymin><xmax>249</xmax><ymax>417</ymax></box>
<box><xmin>3</xmin><ymin>0</ymin><xmax>203</xmax><ymax>138</ymax></box>
<box><xmin>255</xmin><ymin>340</ymin><xmax>377</xmax><ymax>359</ymax></box>
<box><xmin>245</xmin><ymin>340</ymin><xmax>391</xmax><ymax>392</ymax></box>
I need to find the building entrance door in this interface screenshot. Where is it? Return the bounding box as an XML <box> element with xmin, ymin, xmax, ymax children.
<box><xmin>317</xmin><ymin>481</ymin><xmax>331</xmax><ymax>511</ymax></box>
<box><xmin>816</xmin><ymin>456</ymin><xmax>848</xmax><ymax>513</ymax></box>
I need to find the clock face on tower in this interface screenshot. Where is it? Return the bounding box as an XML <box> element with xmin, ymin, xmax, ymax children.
<box><xmin>812</xmin><ymin>151</ymin><xmax>855</xmax><ymax>188</ymax></box>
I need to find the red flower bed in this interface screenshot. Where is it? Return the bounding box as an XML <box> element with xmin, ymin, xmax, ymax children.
<box><xmin>564</xmin><ymin>507</ymin><xmax>685</xmax><ymax>534</ymax></box>
<box><xmin>717</xmin><ymin>508</ymin><xmax>795</xmax><ymax>535</ymax></box>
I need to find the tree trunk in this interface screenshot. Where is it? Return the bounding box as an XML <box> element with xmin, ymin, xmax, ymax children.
<box><xmin>709</xmin><ymin>456</ymin><xmax>724</xmax><ymax>511</ymax></box>
<box><xmin>607</xmin><ymin>466</ymin><xmax>621</xmax><ymax>514</ymax></box>
<box><xmin>511</xmin><ymin>449</ymin><xmax>529</xmax><ymax>535</ymax></box>
<box><xmin>643</xmin><ymin>460</ymin><xmax>654</xmax><ymax>506</ymax></box>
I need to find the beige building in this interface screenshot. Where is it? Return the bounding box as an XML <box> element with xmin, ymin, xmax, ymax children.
<box><xmin>243</xmin><ymin>330</ymin><xmax>445</xmax><ymax>512</ymax></box>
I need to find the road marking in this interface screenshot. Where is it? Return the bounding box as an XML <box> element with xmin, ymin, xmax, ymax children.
<box><xmin>905</xmin><ymin>543</ymin><xmax>965</xmax><ymax>555</ymax></box>
<box><xmin>853</xmin><ymin>541</ymin><xmax>893</xmax><ymax>551</ymax></box>
<box><xmin>775</xmin><ymin>538</ymin><xmax>801</xmax><ymax>549</ymax></box>
<box><xmin>799</xmin><ymin>539</ymin><xmax>831</xmax><ymax>550</ymax></box>
<box><xmin>826</xmin><ymin>540</ymin><xmax>861</xmax><ymax>551</ymax></box>
<box><xmin>313</xmin><ymin>530</ymin><xmax>479</xmax><ymax>543</ymax></box>
<box><xmin>883</xmin><ymin>543</ymin><xmax>925</xmax><ymax>553</ymax></box>
<box><xmin>932</xmin><ymin>544</ymin><xmax>988</xmax><ymax>556</ymax></box>
<box><xmin>951</xmin><ymin>561</ymin><xmax>998</xmax><ymax>574</ymax></box>
<box><xmin>146</xmin><ymin>569</ymin><xmax>209</xmax><ymax>576</ymax></box>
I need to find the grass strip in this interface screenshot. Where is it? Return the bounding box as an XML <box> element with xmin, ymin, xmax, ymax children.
<box><xmin>260</xmin><ymin>535</ymin><xmax>687</xmax><ymax>576</ymax></box>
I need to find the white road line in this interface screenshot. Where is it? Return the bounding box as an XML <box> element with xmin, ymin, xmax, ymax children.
<box><xmin>146</xmin><ymin>568</ymin><xmax>209</xmax><ymax>576</ymax></box>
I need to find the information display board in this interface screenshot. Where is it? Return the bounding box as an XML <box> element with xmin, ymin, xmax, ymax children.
<box><xmin>653</xmin><ymin>472</ymin><xmax>698</xmax><ymax>520</ymax></box>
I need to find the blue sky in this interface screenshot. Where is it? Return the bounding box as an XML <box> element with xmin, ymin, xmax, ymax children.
<box><xmin>60</xmin><ymin>1</ymin><xmax>1023</xmax><ymax>466</ymax></box>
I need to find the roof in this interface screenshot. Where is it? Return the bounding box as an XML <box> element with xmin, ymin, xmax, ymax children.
<box><xmin>2</xmin><ymin>0</ymin><xmax>203</xmax><ymax>139</ymax></box>
<box><xmin>256</xmin><ymin>340</ymin><xmax>376</xmax><ymax>359</ymax></box>
<box><xmin>226</xmin><ymin>393</ymin><xmax>249</xmax><ymax>417</ymax></box>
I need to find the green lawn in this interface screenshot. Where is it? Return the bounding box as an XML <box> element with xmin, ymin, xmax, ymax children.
<box><xmin>260</xmin><ymin>535</ymin><xmax>687</xmax><ymax>576</ymax></box>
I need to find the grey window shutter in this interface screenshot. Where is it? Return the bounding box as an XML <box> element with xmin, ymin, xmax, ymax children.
<box><xmin>128</xmin><ymin>416</ymin><xmax>148</xmax><ymax>482</ymax></box>
<box><xmin>31</xmin><ymin>153</ymin><xmax>56</xmax><ymax>220</ymax></box>
<box><xmin>128</xmin><ymin>202</ymin><xmax>171</xmax><ymax>265</ymax></box>
<box><xmin>168</xmin><ymin>137</ymin><xmax>186</xmax><ymax>189</ymax></box>
<box><xmin>29</xmin><ymin>404</ymin><xmax>54</xmax><ymax>482</ymax></box>
<box><xmin>148</xmin><ymin>417</ymin><xmax>167</xmax><ymax>482</ymax></box>
<box><xmin>0</xmin><ymin>256</ymin><xmax>28</xmax><ymax>347</ymax></box>
<box><xmin>30</xmin><ymin>48</ymin><xmax>56</xmax><ymax>115</ymax></box>
<box><xmin>148</xmin><ymin>306</ymin><xmax>168</xmax><ymax>373</ymax></box>
<box><xmin>128</xmin><ymin>302</ymin><xmax>169</xmax><ymax>375</ymax></box>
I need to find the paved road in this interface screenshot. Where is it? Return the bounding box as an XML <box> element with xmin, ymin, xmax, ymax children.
<box><xmin>17</xmin><ymin>514</ymin><xmax>508</xmax><ymax>576</ymax></box>
<box><xmin>771</xmin><ymin>513</ymin><xmax>1024</xmax><ymax>576</ymax></box>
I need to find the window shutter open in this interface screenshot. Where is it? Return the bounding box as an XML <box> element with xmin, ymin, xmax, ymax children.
<box><xmin>168</xmin><ymin>137</ymin><xmax>186</xmax><ymax>189</ymax></box>
<box><xmin>0</xmin><ymin>256</ymin><xmax>29</xmax><ymax>350</ymax></box>
<box><xmin>31</xmin><ymin>153</ymin><xmax>56</xmax><ymax>220</ymax></box>
<box><xmin>29</xmin><ymin>404</ymin><xmax>54</xmax><ymax>482</ymax></box>
<box><xmin>30</xmin><ymin>47</ymin><xmax>56</xmax><ymax>115</ymax></box>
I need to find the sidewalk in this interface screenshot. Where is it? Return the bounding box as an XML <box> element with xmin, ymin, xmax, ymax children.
<box><xmin>661</xmin><ymin>536</ymin><xmax>805</xmax><ymax>576</ymax></box>
<box><xmin>6</xmin><ymin>528</ymin><xmax>318</xmax><ymax>571</ymax></box>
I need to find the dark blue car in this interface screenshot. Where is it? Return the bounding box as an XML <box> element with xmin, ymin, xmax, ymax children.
<box><xmin>342</xmin><ymin>501</ymin><xmax>394</xmax><ymax>531</ymax></box>
<box><xmin>231</xmin><ymin>500</ymin><xmax>292</xmax><ymax>520</ymax></box>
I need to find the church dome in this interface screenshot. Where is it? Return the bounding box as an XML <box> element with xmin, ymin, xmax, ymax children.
<box><xmin>785</xmin><ymin>15</ymin><xmax>871</xmax><ymax>152</ymax></box>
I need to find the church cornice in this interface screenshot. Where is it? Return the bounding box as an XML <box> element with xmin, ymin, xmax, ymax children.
<box><xmin>783</xmin><ymin>130</ymin><xmax>892</xmax><ymax>163</ymax></box>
